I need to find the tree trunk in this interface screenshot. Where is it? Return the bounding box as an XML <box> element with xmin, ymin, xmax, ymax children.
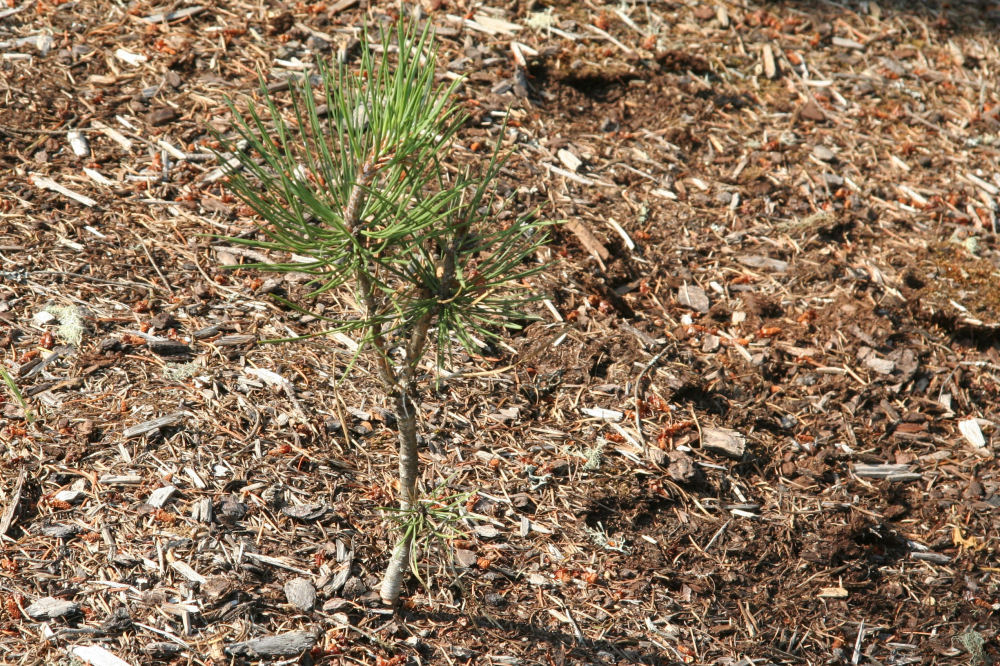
<box><xmin>379</xmin><ymin>390</ymin><xmax>419</xmax><ymax>605</ymax></box>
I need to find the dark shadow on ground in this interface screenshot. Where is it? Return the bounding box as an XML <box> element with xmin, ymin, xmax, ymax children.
<box><xmin>758</xmin><ymin>0</ymin><xmax>1000</xmax><ymax>35</ymax></box>
<box><xmin>401</xmin><ymin>607</ymin><xmax>681</xmax><ymax>665</ymax></box>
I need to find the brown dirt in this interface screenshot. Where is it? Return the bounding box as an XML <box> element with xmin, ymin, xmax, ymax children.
<box><xmin>2</xmin><ymin>0</ymin><xmax>1000</xmax><ymax>664</ymax></box>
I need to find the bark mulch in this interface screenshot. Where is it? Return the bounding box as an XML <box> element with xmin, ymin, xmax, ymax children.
<box><xmin>2</xmin><ymin>0</ymin><xmax>1000</xmax><ymax>664</ymax></box>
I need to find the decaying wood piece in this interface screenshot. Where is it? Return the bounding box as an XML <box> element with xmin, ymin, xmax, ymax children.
<box><xmin>226</xmin><ymin>629</ymin><xmax>318</xmax><ymax>657</ymax></box>
<box><xmin>852</xmin><ymin>464</ymin><xmax>922</xmax><ymax>482</ymax></box>
<box><xmin>0</xmin><ymin>469</ymin><xmax>26</xmax><ymax>536</ymax></box>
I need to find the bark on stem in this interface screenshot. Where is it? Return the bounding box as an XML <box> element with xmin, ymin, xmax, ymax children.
<box><xmin>379</xmin><ymin>389</ymin><xmax>419</xmax><ymax>604</ymax></box>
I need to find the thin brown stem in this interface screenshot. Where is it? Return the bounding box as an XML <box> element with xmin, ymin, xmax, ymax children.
<box><xmin>342</xmin><ymin>160</ymin><xmax>398</xmax><ymax>391</ymax></box>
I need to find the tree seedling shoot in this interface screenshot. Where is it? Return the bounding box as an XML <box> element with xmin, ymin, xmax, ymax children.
<box><xmin>214</xmin><ymin>19</ymin><xmax>549</xmax><ymax>604</ymax></box>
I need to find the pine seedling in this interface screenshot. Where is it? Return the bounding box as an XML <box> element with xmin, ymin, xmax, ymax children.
<box><xmin>212</xmin><ymin>19</ymin><xmax>549</xmax><ymax>604</ymax></box>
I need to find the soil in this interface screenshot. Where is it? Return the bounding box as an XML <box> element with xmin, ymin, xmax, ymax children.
<box><xmin>2</xmin><ymin>0</ymin><xmax>1000</xmax><ymax>664</ymax></box>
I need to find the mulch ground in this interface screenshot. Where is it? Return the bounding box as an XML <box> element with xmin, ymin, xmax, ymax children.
<box><xmin>2</xmin><ymin>0</ymin><xmax>1000</xmax><ymax>664</ymax></box>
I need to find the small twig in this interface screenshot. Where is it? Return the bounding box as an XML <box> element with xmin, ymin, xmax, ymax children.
<box><xmin>633</xmin><ymin>348</ymin><xmax>667</xmax><ymax>449</ymax></box>
<box><xmin>136</xmin><ymin>236</ymin><xmax>174</xmax><ymax>296</ymax></box>
<box><xmin>703</xmin><ymin>518</ymin><xmax>732</xmax><ymax>552</ymax></box>
<box><xmin>0</xmin><ymin>124</ymin><xmax>68</xmax><ymax>136</ymax></box>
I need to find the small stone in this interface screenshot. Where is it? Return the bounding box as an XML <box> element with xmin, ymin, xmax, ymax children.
<box><xmin>864</xmin><ymin>355</ymin><xmax>896</xmax><ymax>375</ymax></box>
<box><xmin>667</xmin><ymin>450</ymin><xmax>698</xmax><ymax>482</ymax></box>
<box><xmin>528</xmin><ymin>573</ymin><xmax>552</xmax><ymax>587</ymax></box>
<box><xmin>964</xmin><ymin>480</ymin><xmax>985</xmax><ymax>499</ymax></box>
<box><xmin>737</xmin><ymin>254</ymin><xmax>789</xmax><ymax>272</ymax></box>
<box><xmin>284</xmin><ymin>577</ymin><xmax>317</xmax><ymax>612</ymax></box>
<box><xmin>341</xmin><ymin>576</ymin><xmax>366</xmax><ymax>599</ymax></box>
<box><xmin>474</xmin><ymin>524</ymin><xmax>499</xmax><ymax>539</ymax></box>
<box><xmin>202</xmin><ymin>576</ymin><xmax>235</xmax><ymax>603</ymax></box>
<box><xmin>147</xmin><ymin>107</ymin><xmax>179</xmax><ymax>126</ymax></box>
<box><xmin>557</xmin><ymin>148</ymin><xmax>582</xmax><ymax>172</ymax></box>
<box><xmin>322</xmin><ymin>598</ymin><xmax>351</xmax><ymax>612</ymax></box>
<box><xmin>510</xmin><ymin>493</ymin><xmax>536</xmax><ymax>513</ymax></box>
<box><xmin>216</xmin><ymin>496</ymin><xmax>248</xmax><ymax>522</ymax></box>
<box><xmin>702</xmin><ymin>334</ymin><xmax>720</xmax><ymax>353</ymax></box>
<box><xmin>693</xmin><ymin>5</ymin><xmax>716</xmax><ymax>20</ymax></box>
<box><xmin>677</xmin><ymin>284</ymin><xmax>710</xmax><ymax>313</ymax></box>
<box><xmin>454</xmin><ymin>549</ymin><xmax>478</xmax><ymax>568</ymax></box>
<box><xmin>813</xmin><ymin>145</ymin><xmax>836</xmax><ymax>162</ymax></box>
<box><xmin>799</xmin><ymin>101</ymin><xmax>827</xmax><ymax>123</ymax></box>
<box><xmin>646</xmin><ymin>446</ymin><xmax>668</xmax><ymax>466</ymax></box>
<box><xmin>149</xmin><ymin>312</ymin><xmax>178</xmax><ymax>331</ymax></box>
<box><xmin>701</xmin><ymin>427</ymin><xmax>746</xmax><ymax>459</ymax></box>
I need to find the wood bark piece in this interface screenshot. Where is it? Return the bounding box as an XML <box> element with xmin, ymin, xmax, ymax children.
<box><xmin>852</xmin><ymin>464</ymin><xmax>921</xmax><ymax>481</ymax></box>
<box><xmin>284</xmin><ymin>577</ymin><xmax>317</xmax><ymax>611</ymax></box>
<box><xmin>959</xmin><ymin>419</ymin><xmax>987</xmax><ymax>448</ymax></box>
<box><xmin>30</xmin><ymin>174</ymin><xmax>97</xmax><ymax>207</ymax></box>
<box><xmin>146</xmin><ymin>485</ymin><xmax>176</xmax><ymax>508</ymax></box>
<box><xmin>701</xmin><ymin>427</ymin><xmax>746</xmax><ymax>459</ymax></box>
<box><xmin>139</xmin><ymin>5</ymin><xmax>205</xmax><ymax>22</ymax></box>
<box><xmin>0</xmin><ymin>469</ymin><xmax>26</xmax><ymax>535</ymax></box>
<box><xmin>25</xmin><ymin>597</ymin><xmax>80</xmax><ymax>620</ymax></box>
<box><xmin>124</xmin><ymin>412</ymin><xmax>186</xmax><ymax>438</ymax></box>
<box><xmin>226</xmin><ymin>629</ymin><xmax>318</xmax><ymax>657</ymax></box>
<box><xmin>69</xmin><ymin>645</ymin><xmax>131</xmax><ymax>666</ymax></box>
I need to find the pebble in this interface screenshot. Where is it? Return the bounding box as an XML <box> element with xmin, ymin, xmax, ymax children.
<box><xmin>813</xmin><ymin>145</ymin><xmax>836</xmax><ymax>162</ymax></box>
<box><xmin>799</xmin><ymin>101</ymin><xmax>827</xmax><ymax>122</ymax></box>
<box><xmin>677</xmin><ymin>284</ymin><xmax>710</xmax><ymax>313</ymax></box>
<box><xmin>146</xmin><ymin>107</ymin><xmax>179</xmax><ymax>126</ymax></box>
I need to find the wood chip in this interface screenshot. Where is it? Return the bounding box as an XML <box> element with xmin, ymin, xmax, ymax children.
<box><xmin>139</xmin><ymin>5</ymin><xmax>205</xmax><ymax>23</ymax></box>
<box><xmin>124</xmin><ymin>412</ymin><xmax>186</xmax><ymax>438</ymax></box>
<box><xmin>170</xmin><ymin>560</ymin><xmax>207</xmax><ymax>584</ymax></box>
<box><xmin>737</xmin><ymin>254</ymin><xmax>789</xmax><ymax>272</ymax></box>
<box><xmin>852</xmin><ymin>463</ymin><xmax>921</xmax><ymax>481</ymax></box>
<box><xmin>0</xmin><ymin>469</ymin><xmax>26</xmax><ymax>535</ymax></box>
<box><xmin>26</xmin><ymin>597</ymin><xmax>80</xmax><ymax>620</ymax></box>
<box><xmin>959</xmin><ymin>419</ymin><xmax>987</xmax><ymax>448</ymax></box>
<box><xmin>69</xmin><ymin>645</ymin><xmax>132</xmax><ymax>666</ymax></box>
<box><xmin>701</xmin><ymin>427</ymin><xmax>746</xmax><ymax>459</ymax></box>
<box><xmin>30</xmin><ymin>174</ymin><xmax>97</xmax><ymax>207</ymax></box>
<box><xmin>762</xmin><ymin>44</ymin><xmax>778</xmax><ymax>79</ymax></box>
<box><xmin>146</xmin><ymin>485</ymin><xmax>176</xmax><ymax>508</ymax></box>
<box><xmin>580</xmin><ymin>407</ymin><xmax>624</xmax><ymax>422</ymax></box>
<box><xmin>226</xmin><ymin>629</ymin><xmax>318</xmax><ymax>657</ymax></box>
<box><xmin>563</xmin><ymin>219</ymin><xmax>610</xmax><ymax>263</ymax></box>
<box><xmin>284</xmin><ymin>577</ymin><xmax>317</xmax><ymax>612</ymax></box>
